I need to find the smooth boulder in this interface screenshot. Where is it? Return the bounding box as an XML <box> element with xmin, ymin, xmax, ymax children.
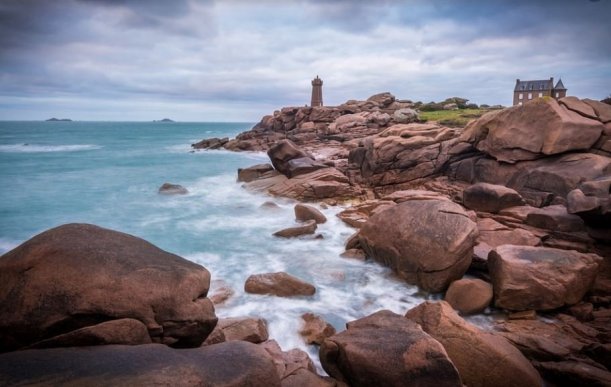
<box><xmin>488</xmin><ymin>245</ymin><xmax>602</xmax><ymax>310</ymax></box>
<box><xmin>320</xmin><ymin>310</ymin><xmax>462</xmax><ymax>387</ymax></box>
<box><xmin>444</xmin><ymin>278</ymin><xmax>493</xmax><ymax>315</ymax></box>
<box><xmin>358</xmin><ymin>197</ymin><xmax>478</xmax><ymax>292</ymax></box>
<box><xmin>406</xmin><ymin>301</ymin><xmax>543</xmax><ymax>387</ymax></box>
<box><xmin>0</xmin><ymin>341</ymin><xmax>281</xmax><ymax>386</ymax></box>
<box><xmin>273</xmin><ymin>220</ymin><xmax>317</xmax><ymax>238</ymax></box>
<box><xmin>244</xmin><ymin>272</ymin><xmax>316</xmax><ymax>297</ymax></box>
<box><xmin>0</xmin><ymin>223</ymin><xmax>217</xmax><ymax>352</ymax></box>
<box><xmin>158</xmin><ymin>182</ymin><xmax>188</xmax><ymax>195</ymax></box>
<box><xmin>204</xmin><ymin>317</ymin><xmax>269</xmax><ymax>345</ymax></box>
<box><xmin>294</xmin><ymin>203</ymin><xmax>327</xmax><ymax>224</ymax></box>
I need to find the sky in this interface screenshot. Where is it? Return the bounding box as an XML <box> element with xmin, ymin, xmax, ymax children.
<box><xmin>0</xmin><ymin>0</ymin><xmax>610</xmax><ymax>121</ymax></box>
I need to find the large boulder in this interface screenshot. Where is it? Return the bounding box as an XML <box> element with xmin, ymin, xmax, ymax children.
<box><xmin>267</xmin><ymin>167</ymin><xmax>360</xmax><ymax>201</ymax></box>
<box><xmin>237</xmin><ymin>163</ymin><xmax>275</xmax><ymax>183</ymax></box>
<box><xmin>392</xmin><ymin>108</ymin><xmax>419</xmax><ymax>124</ymax></box>
<box><xmin>244</xmin><ymin>272</ymin><xmax>316</xmax><ymax>297</ymax></box>
<box><xmin>460</xmin><ymin>98</ymin><xmax>604</xmax><ymax>163</ymax></box>
<box><xmin>463</xmin><ymin>182</ymin><xmax>525</xmax><ymax>213</ymax></box>
<box><xmin>358</xmin><ymin>196</ymin><xmax>478</xmax><ymax>292</ymax></box>
<box><xmin>267</xmin><ymin>140</ymin><xmax>312</xmax><ymax>176</ymax></box>
<box><xmin>488</xmin><ymin>245</ymin><xmax>602</xmax><ymax>311</ymax></box>
<box><xmin>320</xmin><ymin>310</ymin><xmax>462</xmax><ymax>387</ymax></box>
<box><xmin>0</xmin><ymin>224</ymin><xmax>217</xmax><ymax>352</ymax></box>
<box><xmin>0</xmin><ymin>341</ymin><xmax>281</xmax><ymax>386</ymax></box>
<box><xmin>260</xmin><ymin>340</ymin><xmax>334</xmax><ymax>386</ymax></box>
<box><xmin>406</xmin><ymin>301</ymin><xmax>543</xmax><ymax>387</ymax></box>
<box><xmin>367</xmin><ymin>92</ymin><xmax>396</xmax><ymax>107</ymax></box>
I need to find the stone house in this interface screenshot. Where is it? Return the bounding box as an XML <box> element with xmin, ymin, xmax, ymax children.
<box><xmin>513</xmin><ymin>77</ymin><xmax>566</xmax><ymax>106</ymax></box>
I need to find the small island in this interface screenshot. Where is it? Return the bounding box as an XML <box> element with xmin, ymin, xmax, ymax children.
<box><xmin>45</xmin><ymin>118</ymin><xmax>72</xmax><ymax>122</ymax></box>
<box><xmin>153</xmin><ymin>118</ymin><xmax>175</xmax><ymax>122</ymax></box>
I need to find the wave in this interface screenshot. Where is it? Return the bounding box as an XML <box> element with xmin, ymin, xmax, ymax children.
<box><xmin>0</xmin><ymin>144</ymin><xmax>102</xmax><ymax>153</ymax></box>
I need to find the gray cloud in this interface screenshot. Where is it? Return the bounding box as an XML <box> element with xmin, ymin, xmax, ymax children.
<box><xmin>0</xmin><ymin>0</ymin><xmax>610</xmax><ymax>121</ymax></box>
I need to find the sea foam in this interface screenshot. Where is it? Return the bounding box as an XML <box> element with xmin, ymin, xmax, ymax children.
<box><xmin>0</xmin><ymin>144</ymin><xmax>102</xmax><ymax>153</ymax></box>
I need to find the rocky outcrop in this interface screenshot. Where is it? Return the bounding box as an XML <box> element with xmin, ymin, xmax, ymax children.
<box><xmin>320</xmin><ymin>310</ymin><xmax>462</xmax><ymax>387</ymax></box>
<box><xmin>406</xmin><ymin>301</ymin><xmax>543</xmax><ymax>387</ymax></box>
<box><xmin>0</xmin><ymin>342</ymin><xmax>281</xmax><ymax>386</ymax></box>
<box><xmin>299</xmin><ymin>313</ymin><xmax>336</xmax><ymax>345</ymax></box>
<box><xmin>488</xmin><ymin>245</ymin><xmax>602</xmax><ymax>310</ymax></box>
<box><xmin>294</xmin><ymin>203</ymin><xmax>327</xmax><ymax>224</ymax></box>
<box><xmin>273</xmin><ymin>220</ymin><xmax>317</xmax><ymax>238</ymax></box>
<box><xmin>0</xmin><ymin>224</ymin><xmax>217</xmax><ymax>352</ymax></box>
<box><xmin>266</xmin><ymin>167</ymin><xmax>361</xmax><ymax>201</ymax></box>
<box><xmin>267</xmin><ymin>140</ymin><xmax>326</xmax><ymax>178</ymax></box>
<box><xmin>158</xmin><ymin>182</ymin><xmax>188</xmax><ymax>195</ymax></box>
<box><xmin>358</xmin><ymin>195</ymin><xmax>478</xmax><ymax>292</ymax></box>
<box><xmin>444</xmin><ymin>278</ymin><xmax>493</xmax><ymax>315</ymax></box>
<box><xmin>244</xmin><ymin>272</ymin><xmax>316</xmax><ymax>297</ymax></box>
<box><xmin>348</xmin><ymin>123</ymin><xmax>460</xmax><ymax>190</ymax></box>
<box><xmin>459</xmin><ymin>98</ymin><xmax>604</xmax><ymax>163</ymax></box>
<box><xmin>463</xmin><ymin>182</ymin><xmax>525</xmax><ymax>213</ymax></box>
<box><xmin>494</xmin><ymin>312</ymin><xmax>611</xmax><ymax>386</ymax></box>
<box><xmin>192</xmin><ymin>137</ymin><xmax>229</xmax><ymax>150</ymax></box>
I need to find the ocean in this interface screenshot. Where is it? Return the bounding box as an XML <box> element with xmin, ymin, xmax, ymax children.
<box><xmin>0</xmin><ymin>120</ymin><xmax>449</xmax><ymax>369</ymax></box>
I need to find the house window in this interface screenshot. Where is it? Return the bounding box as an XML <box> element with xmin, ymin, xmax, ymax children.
<box><xmin>556</xmin><ymin>92</ymin><xmax>559</xmax><ymax>98</ymax></box>
<box><xmin>518</xmin><ymin>102</ymin><xmax>523</xmax><ymax>106</ymax></box>
<box><xmin>519</xmin><ymin>93</ymin><xmax>523</xmax><ymax>100</ymax></box>
<box><xmin>538</xmin><ymin>92</ymin><xmax>543</xmax><ymax>98</ymax></box>
<box><xmin>528</xmin><ymin>93</ymin><xmax>532</xmax><ymax>99</ymax></box>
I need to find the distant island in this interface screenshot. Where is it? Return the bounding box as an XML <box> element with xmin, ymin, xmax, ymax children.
<box><xmin>45</xmin><ymin>118</ymin><xmax>72</xmax><ymax>122</ymax></box>
<box><xmin>153</xmin><ymin>118</ymin><xmax>174</xmax><ymax>122</ymax></box>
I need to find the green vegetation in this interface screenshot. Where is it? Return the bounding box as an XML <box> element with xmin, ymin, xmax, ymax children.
<box><xmin>419</xmin><ymin>108</ymin><xmax>486</xmax><ymax>127</ymax></box>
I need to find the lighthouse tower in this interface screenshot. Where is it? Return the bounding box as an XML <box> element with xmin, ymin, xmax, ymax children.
<box><xmin>311</xmin><ymin>76</ymin><xmax>323</xmax><ymax>107</ymax></box>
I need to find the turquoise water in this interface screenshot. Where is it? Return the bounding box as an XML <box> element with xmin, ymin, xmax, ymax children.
<box><xmin>0</xmin><ymin>121</ymin><xmax>435</xmax><ymax>369</ymax></box>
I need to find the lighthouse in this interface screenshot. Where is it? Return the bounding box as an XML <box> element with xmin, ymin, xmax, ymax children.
<box><xmin>311</xmin><ymin>76</ymin><xmax>323</xmax><ymax>107</ymax></box>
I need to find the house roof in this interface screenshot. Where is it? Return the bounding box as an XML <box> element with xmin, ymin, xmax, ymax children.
<box><xmin>554</xmin><ymin>78</ymin><xmax>566</xmax><ymax>90</ymax></box>
<box><xmin>514</xmin><ymin>79</ymin><xmax>553</xmax><ymax>92</ymax></box>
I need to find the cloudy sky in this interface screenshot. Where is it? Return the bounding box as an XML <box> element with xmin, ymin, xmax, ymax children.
<box><xmin>1</xmin><ymin>0</ymin><xmax>610</xmax><ymax>121</ymax></box>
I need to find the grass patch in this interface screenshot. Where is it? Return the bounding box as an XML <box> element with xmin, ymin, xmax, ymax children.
<box><xmin>419</xmin><ymin>109</ymin><xmax>486</xmax><ymax>127</ymax></box>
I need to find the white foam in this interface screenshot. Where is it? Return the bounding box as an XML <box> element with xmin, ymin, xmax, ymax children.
<box><xmin>0</xmin><ymin>238</ymin><xmax>19</xmax><ymax>254</ymax></box>
<box><xmin>0</xmin><ymin>144</ymin><xmax>102</xmax><ymax>153</ymax></box>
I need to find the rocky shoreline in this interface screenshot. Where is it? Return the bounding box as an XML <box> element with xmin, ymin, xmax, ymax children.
<box><xmin>1</xmin><ymin>93</ymin><xmax>610</xmax><ymax>386</ymax></box>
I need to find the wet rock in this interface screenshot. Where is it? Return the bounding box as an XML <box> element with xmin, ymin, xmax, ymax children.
<box><xmin>0</xmin><ymin>341</ymin><xmax>281</xmax><ymax>386</ymax></box>
<box><xmin>158</xmin><ymin>182</ymin><xmax>188</xmax><ymax>195</ymax></box>
<box><xmin>463</xmin><ymin>182</ymin><xmax>525</xmax><ymax>213</ymax></box>
<box><xmin>244</xmin><ymin>272</ymin><xmax>316</xmax><ymax>297</ymax></box>
<box><xmin>358</xmin><ymin>197</ymin><xmax>478</xmax><ymax>292</ymax></box>
<box><xmin>204</xmin><ymin>317</ymin><xmax>269</xmax><ymax>345</ymax></box>
<box><xmin>444</xmin><ymin>278</ymin><xmax>493</xmax><ymax>315</ymax></box>
<box><xmin>192</xmin><ymin>137</ymin><xmax>229</xmax><ymax>150</ymax></box>
<box><xmin>340</xmin><ymin>249</ymin><xmax>366</xmax><ymax>261</ymax></box>
<box><xmin>273</xmin><ymin>220</ymin><xmax>317</xmax><ymax>238</ymax></box>
<box><xmin>406</xmin><ymin>301</ymin><xmax>542</xmax><ymax>387</ymax></box>
<box><xmin>294</xmin><ymin>203</ymin><xmax>327</xmax><ymax>224</ymax></box>
<box><xmin>460</xmin><ymin>98</ymin><xmax>604</xmax><ymax>163</ymax></box>
<box><xmin>320</xmin><ymin>310</ymin><xmax>462</xmax><ymax>387</ymax></box>
<box><xmin>0</xmin><ymin>224</ymin><xmax>217</xmax><ymax>352</ymax></box>
<box><xmin>488</xmin><ymin>245</ymin><xmax>602</xmax><ymax>311</ymax></box>
<box><xmin>299</xmin><ymin>313</ymin><xmax>336</xmax><ymax>345</ymax></box>
<box><xmin>238</xmin><ymin>164</ymin><xmax>275</xmax><ymax>182</ymax></box>
<box><xmin>209</xmin><ymin>280</ymin><xmax>235</xmax><ymax>306</ymax></box>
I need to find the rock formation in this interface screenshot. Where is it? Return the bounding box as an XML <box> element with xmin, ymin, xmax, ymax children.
<box><xmin>0</xmin><ymin>224</ymin><xmax>217</xmax><ymax>352</ymax></box>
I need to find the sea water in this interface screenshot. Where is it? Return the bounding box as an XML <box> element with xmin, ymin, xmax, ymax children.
<box><xmin>0</xmin><ymin>121</ymin><xmax>443</xmax><ymax>370</ymax></box>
